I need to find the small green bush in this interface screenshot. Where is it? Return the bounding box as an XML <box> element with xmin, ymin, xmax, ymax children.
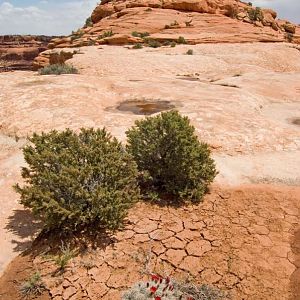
<box><xmin>226</xmin><ymin>6</ymin><xmax>239</xmax><ymax>19</ymax></box>
<box><xmin>70</xmin><ymin>30</ymin><xmax>84</xmax><ymax>41</ymax></box>
<box><xmin>14</xmin><ymin>128</ymin><xmax>139</xmax><ymax>231</ymax></box>
<box><xmin>133</xmin><ymin>43</ymin><xmax>143</xmax><ymax>49</ymax></box>
<box><xmin>186</xmin><ymin>49</ymin><xmax>193</xmax><ymax>55</ymax></box>
<box><xmin>170</xmin><ymin>41</ymin><xmax>177</xmax><ymax>47</ymax></box>
<box><xmin>178</xmin><ymin>36</ymin><xmax>187</xmax><ymax>44</ymax></box>
<box><xmin>126</xmin><ymin>111</ymin><xmax>217</xmax><ymax>201</ymax></box>
<box><xmin>247</xmin><ymin>7</ymin><xmax>263</xmax><ymax>21</ymax></box>
<box><xmin>84</xmin><ymin>16</ymin><xmax>93</xmax><ymax>28</ymax></box>
<box><xmin>20</xmin><ymin>272</ymin><xmax>46</xmax><ymax>297</ymax></box>
<box><xmin>132</xmin><ymin>31</ymin><xmax>140</xmax><ymax>37</ymax></box>
<box><xmin>98</xmin><ymin>30</ymin><xmax>114</xmax><ymax>39</ymax></box>
<box><xmin>39</xmin><ymin>64</ymin><xmax>78</xmax><ymax>75</ymax></box>
<box><xmin>147</xmin><ymin>39</ymin><xmax>162</xmax><ymax>48</ymax></box>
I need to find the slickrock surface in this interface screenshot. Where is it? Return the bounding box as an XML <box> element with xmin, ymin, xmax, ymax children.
<box><xmin>0</xmin><ymin>42</ymin><xmax>299</xmax><ymax>299</ymax></box>
<box><xmin>0</xmin><ymin>35</ymin><xmax>54</xmax><ymax>72</ymax></box>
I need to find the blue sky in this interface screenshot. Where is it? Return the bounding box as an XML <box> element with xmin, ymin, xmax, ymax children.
<box><xmin>0</xmin><ymin>0</ymin><xmax>299</xmax><ymax>35</ymax></box>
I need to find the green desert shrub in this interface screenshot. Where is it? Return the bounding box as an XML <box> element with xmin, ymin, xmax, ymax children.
<box><xmin>178</xmin><ymin>36</ymin><xmax>187</xmax><ymax>44</ymax></box>
<box><xmin>84</xmin><ymin>16</ymin><xmax>93</xmax><ymax>28</ymax></box>
<box><xmin>14</xmin><ymin>128</ymin><xmax>139</xmax><ymax>231</ymax></box>
<box><xmin>39</xmin><ymin>64</ymin><xmax>78</xmax><ymax>75</ymax></box>
<box><xmin>98</xmin><ymin>30</ymin><xmax>114</xmax><ymax>39</ymax></box>
<box><xmin>133</xmin><ymin>43</ymin><xmax>143</xmax><ymax>49</ymax></box>
<box><xmin>147</xmin><ymin>39</ymin><xmax>162</xmax><ymax>48</ymax></box>
<box><xmin>70</xmin><ymin>30</ymin><xmax>84</xmax><ymax>41</ymax></box>
<box><xmin>20</xmin><ymin>272</ymin><xmax>46</xmax><ymax>297</ymax></box>
<box><xmin>126</xmin><ymin>111</ymin><xmax>217</xmax><ymax>201</ymax></box>
<box><xmin>247</xmin><ymin>7</ymin><xmax>263</xmax><ymax>21</ymax></box>
<box><xmin>186</xmin><ymin>49</ymin><xmax>193</xmax><ymax>55</ymax></box>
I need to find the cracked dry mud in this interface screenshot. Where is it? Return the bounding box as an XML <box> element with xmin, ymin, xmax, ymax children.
<box><xmin>21</xmin><ymin>185</ymin><xmax>300</xmax><ymax>300</ymax></box>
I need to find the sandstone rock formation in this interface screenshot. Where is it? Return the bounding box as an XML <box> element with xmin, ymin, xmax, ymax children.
<box><xmin>0</xmin><ymin>35</ymin><xmax>55</xmax><ymax>72</ymax></box>
<box><xmin>33</xmin><ymin>0</ymin><xmax>300</xmax><ymax>69</ymax></box>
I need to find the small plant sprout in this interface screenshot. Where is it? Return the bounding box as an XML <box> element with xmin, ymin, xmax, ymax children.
<box><xmin>20</xmin><ymin>272</ymin><xmax>46</xmax><ymax>297</ymax></box>
<box><xmin>54</xmin><ymin>243</ymin><xmax>76</xmax><ymax>271</ymax></box>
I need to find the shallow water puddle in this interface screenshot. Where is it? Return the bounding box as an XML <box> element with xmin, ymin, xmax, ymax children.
<box><xmin>116</xmin><ymin>99</ymin><xmax>175</xmax><ymax>115</ymax></box>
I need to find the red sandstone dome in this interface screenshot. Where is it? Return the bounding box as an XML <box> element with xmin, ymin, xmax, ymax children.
<box><xmin>33</xmin><ymin>0</ymin><xmax>300</xmax><ymax>68</ymax></box>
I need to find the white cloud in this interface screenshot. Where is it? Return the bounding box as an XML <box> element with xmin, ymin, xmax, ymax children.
<box><xmin>0</xmin><ymin>0</ymin><xmax>98</xmax><ymax>35</ymax></box>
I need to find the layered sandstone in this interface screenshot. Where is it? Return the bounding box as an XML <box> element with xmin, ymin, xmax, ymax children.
<box><xmin>0</xmin><ymin>35</ymin><xmax>55</xmax><ymax>72</ymax></box>
<box><xmin>33</xmin><ymin>0</ymin><xmax>300</xmax><ymax>68</ymax></box>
